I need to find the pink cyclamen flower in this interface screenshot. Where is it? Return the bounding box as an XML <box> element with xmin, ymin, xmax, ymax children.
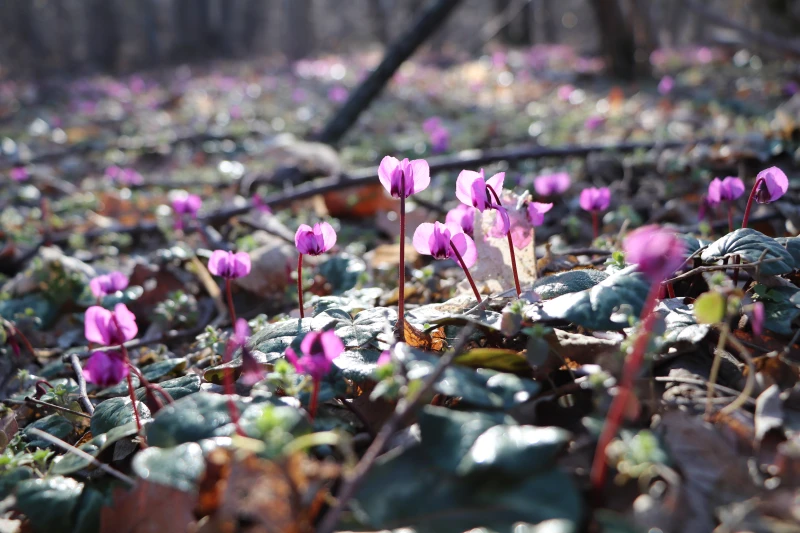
<box><xmin>623</xmin><ymin>225</ymin><xmax>686</xmax><ymax>283</ymax></box>
<box><xmin>422</xmin><ymin>117</ymin><xmax>443</xmax><ymax>134</ymax></box>
<box><xmin>658</xmin><ymin>76</ymin><xmax>674</xmax><ymax>95</ymax></box>
<box><xmin>208</xmin><ymin>250</ymin><xmax>251</xmax><ymax>279</ymax></box>
<box><xmin>85</xmin><ymin>304</ymin><xmax>138</xmax><ymax>345</ymax></box>
<box><xmin>89</xmin><ymin>272</ymin><xmax>129</xmax><ymax>299</ymax></box>
<box><xmin>231</xmin><ymin>319</ymin><xmax>262</xmax><ymax>385</ymax></box>
<box><xmin>455</xmin><ymin>168</ymin><xmax>510</xmax><ymax>234</ymax></box>
<box><xmin>584</xmin><ymin>116</ymin><xmax>605</xmax><ymax>131</ymax></box>
<box><xmin>328</xmin><ymin>86</ymin><xmax>349</xmax><ymax>103</ymax></box>
<box><xmin>171</xmin><ymin>193</ymin><xmax>202</xmax><ymax>216</ymax></box>
<box><xmin>755</xmin><ymin>166</ymin><xmax>789</xmax><ymax>204</ymax></box>
<box><xmin>579</xmin><ymin>187</ymin><xmax>611</xmax><ymax>212</ymax></box>
<box><xmin>378</xmin><ymin>156</ymin><xmax>431</xmax><ymax>198</ymax></box>
<box><xmin>707</xmin><ymin>177</ymin><xmax>745</xmax><ymax>204</ymax></box>
<box><xmin>295</xmin><ymin>222</ymin><xmax>337</xmax><ymax>256</ymax></box>
<box><xmin>253</xmin><ymin>195</ymin><xmax>272</xmax><ymax>214</ymax></box>
<box><xmin>445</xmin><ymin>204</ymin><xmax>476</xmax><ymax>236</ymax></box>
<box><xmin>534</xmin><ymin>172</ymin><xmax>571</xmax><ymax>197</ymax></box>
<box><xmin>376</xmin><ymin>350</ymin><xmax>392</xmax><ymax>366</ymax></box>
<box><xmin>83</xmin><ymin>351</ymin><xmax>128</xmax><ymax>387</ymax></box>
<box><xmin>285</xmin><ymin>330</ymin><xmax>344</xmax><ymax>382</ymax></box>
<box><xmin>527</xmin><ymin>202</ymin><xmax>553</xmax><ymax>227</ymax></box>
<box><xmin>412</xmin><ymin>221</ymin><xmax>477</xmax><ymax>267</ymax></box>
<box><xmin>10</xmin><ymin>167</ymin><xmax>28</xmax><ymax>182</ymax></box>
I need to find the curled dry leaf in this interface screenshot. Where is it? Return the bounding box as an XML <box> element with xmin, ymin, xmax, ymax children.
<box><xmin>196</xmin><ymin>448</ymin><xmax>339</xmax><ymax>533</ymax></box>
<box><xmin>100</xmin><ymin>480</ymin><xmax>197</xmax><ymax>533</ymax></box>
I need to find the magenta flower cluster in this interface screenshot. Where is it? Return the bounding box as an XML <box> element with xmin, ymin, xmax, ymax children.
<box><xmin>83</xmin><ymin>304</ymin><xmax>138</xmax><ymax>387</ymax></box>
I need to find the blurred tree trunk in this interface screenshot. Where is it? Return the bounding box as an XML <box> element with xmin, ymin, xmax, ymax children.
<box><xmin>316</xmin><ymin>0</ymin><xmax>463</xmax><ymax>145</ymax></box>
<box><xmin>628</xmin><ymin>0</ymin><xmax>656</xmax><ymax>54</ymax></box>
<box><xmin>590</xmin><ymin>0</ymin><xmax>636</xmax><ymax>80</ymax></box>
<box><xmin>88</xmin><ymin>0</ymin><xmax>119</xmax><ymax>70</ymax></box>
<box><xmin>539</xmin><ymin>0</ymin><xmax>558</xmax><ymax>43</ymax></box>
<box><xmin>369</xmin><ymin>0</ymin><xmax>391</xmax><ymax>45</ymax></box>
<box><xmin>284</xmin><ymin>0</ymin><xmax>315</xmax><ymax>60</ymax></box>
<box><xmin>243</xmin><ymin>0</ymin><xmax>268</xmax><ymax>53</ymax></box>
<box><xmin>494</xmin><ymin>0</ymin><xmax>533</xmax><ymax>45</ymax></box>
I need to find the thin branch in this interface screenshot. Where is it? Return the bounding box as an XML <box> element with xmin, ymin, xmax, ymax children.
<box><xmin>23</xmin><ymin>396</ymin><xmax>92</xmax><ymax>419</ymax></box>
<box><xmin>68</xmin><ymin>354</ymin><xmax>95</xmax><ymax>415</ymax></box>
<box><xmin>26</xmin><ymin>428</ymin><xmax>136</xmax><ymax>486</ymax></box>
<box><xmin>661</xmin><ymin>256</ymin><xmax>783</xmax><ymax>285</ymax></box>
<box><xmin>317</xmin><ymin>326</ymin><xmax>476</xmax><ymax>533</ymax></box>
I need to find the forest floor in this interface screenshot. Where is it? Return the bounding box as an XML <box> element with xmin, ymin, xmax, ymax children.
<box><xmin>2</xmin><ymin>44</ymin><xmax>800</xmax><ymax>533</ymax></box>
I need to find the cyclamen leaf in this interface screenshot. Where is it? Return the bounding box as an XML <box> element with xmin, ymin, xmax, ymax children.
<box><xmin>701</xmin><ymin>229</ymin><xmax>795</xmax><ymax>276</ymax></box>
<box><xmin>536</xmin><ymin>266</ymin><xmax>650</xmax><ymax>331</ymax></box>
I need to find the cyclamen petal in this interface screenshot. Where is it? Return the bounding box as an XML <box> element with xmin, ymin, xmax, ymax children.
<box><xmin>208</xmin><ymin>250</ymin><xmax>252</xmax><ymax>279</ymax></box>
<box><xmin>288</xmin><ymin>331</ymin><xmax>344</xmax><ymax>382</ymax></box>
<box><xmin>445</xmin><ymin>204</ymin><xmax>475</xmax><ymax>235</ymax></box>
<box><xmin>756</xmin><ymin>166</ymin><xmax>788</xmax><ymax>204</ymax></box>
<box><xmin>378</xmin><ymin>156</ymin><xmax>430</xmax><ymax>198</ymax></box>
<box><xmin>623</xmin><ymin>225</ymin><xmax>686</xmax><ymax>283</ymax></box>
<box><xmin>579</xmin><ymin>187</ymin><xmax>611</xmax><ymax>212</ymax></box>
<box><xmin>89</xmin><ymin>271</ymin><xmax>129</xmax><ymax>298</ymax></box>
<box><xmin>527</xmin><ymin>202</ymin><xmax>553</xmax><ymax>227</ymax></box>
<box><xmin>449</xmin><ymin>232</ymin><xmax>477</xmax><ymax>268</ymax></box>
<box><xmin>533</xmin><ymin>172</ymin><xmax>571</xmax><ymax>197</ymax></box>
<box><xmin>456</xmin><ymin>170</ymin><xmax>489</xmax><ymax>211</ymax></box>
<box><xmin>295</xmin><ymin>222</ymin><xmax>337</xmax><ymax>256</ymax></box>
<box><xmin>83</xmin><ymin>351</ymin><xmax>128</xmax><ymax>387</ymax></box>
<box><xmin>84</xmin><ymin>304</ymin><xmax>138</xmax><ymax>345</ymax></box>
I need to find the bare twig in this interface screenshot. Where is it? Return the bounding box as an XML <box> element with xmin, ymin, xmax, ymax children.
<box><xmin>720</xmin><ymin>329</ymin><xmax>756</xmax><ymax>416</ymax></box>
<box><xmin>661</xmin><ymin>256</ymin><xmax>783</xmax><ymax>285</ymax></box>
<box><xmin>317</xmin><ymin>326</ymin><xmax>475</xmax><ymax>533</ymax></box>
<box><xmin>26</xmin><ymin>428</ymin><xmax>136</xmax><ymax>486</ymax></box>
<box><xmin>68</xmin><ymin>354</ymin><xmax>95</xmax><ymax>415</ymax></box>
<box><xmin>22</xmin><ymin>396</ymin><xmax>91</xmax><ymax>419</ymax></box>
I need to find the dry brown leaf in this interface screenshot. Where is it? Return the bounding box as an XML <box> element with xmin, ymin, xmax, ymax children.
<box><xmin>197</xmin><ymin>449</ymin><xmax>338</xmax><ymax>533</ymax></box>
<box><xmin>100</xmin><ymin>481</ymin><xmax>197</xmax><ymax>533</ymax></box>
<box><xmin>401</xmin><ymin>318</ymin><xmax>446</xmax><ymax>352</ymax></box>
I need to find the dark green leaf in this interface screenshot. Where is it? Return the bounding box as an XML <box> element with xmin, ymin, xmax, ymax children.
<box><xmin>51</xmin><ymin>422</ymin><xmax>139</xmax><ymax>475</ymax></box>
<box><xmin>536</xmin><ymin>266</ymin><xmax>650</xmax><ymax>330</ymax></box>
<box><xmin>397</xmin><ymin>345</ymin><xmax>540</xmax><ymax>409</ymax></box>
<box><xmin>15</xmin><ymin>476</ymin><xmax>83</xmax><ymax>533</ymax></box>
<box><xmin>134</xmin><ymin>374</ymin><xmax>201</xmax><ymax>403</ymax></box>
<box><xmin>316</xmin><ymin>253</ymin><xmax>366</xmax><ymax>294</ymax></box>
<box><xmin>97</xmin><ymin>358</ymin><xmax>188</xmax><ymax>398</ymax></box>
<box><xmin>532</xmin><ymin>269</ymin><xmax>608</xmax><ymax>300</ymax></box>
<box><xmin>131</xmin><ymin>442</ymin><xmax>205</xmax><ymax>491</ymax></box>
<box><xmin>91</xmin><ymin>397</ymin><xmax>151</xmax><ymax>435</ymax></box>
<box><xmin>23</xmin><ymin>414</ymin><xmax>74</xmax><ymax>449</ymax></box>
<box><xmin>418</xmin><ymin>406</ymin><xmax>514</xmax><ymax>471</ymax></box>
<box><xmin>456</xmin><ymin>425</ymin><xmax>571</xmax><ymax>478</ymax></box>
<box><xmin>701</xmin><ymin>229</ymin><xmax>795</xmax><ymax>276</ymax></box>
<box><xmin>757</xmin><ymin>286</ymin><xmax>800</xmax><ymax>335</ymax></box>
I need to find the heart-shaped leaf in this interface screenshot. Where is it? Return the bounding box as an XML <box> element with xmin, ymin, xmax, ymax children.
<box><xmin>316</xmin><ymin>253</ymin><xmax>367</xmax><ymax>294</ymax></box>
<box><xmin>653</xmin><ymin>299</ymin><xmax>710</xmax><ymax>346</ymax></box>
<box><xmin>701</xmin><ymin>229</ymin><xmax>795</xmax><ymax>276</ymax></box>
<box><xmin>97</xmin><ymin>358</ymin><xmax>188</xmax><ymax>398</ymax></box>
<box><xmin>532</xmin><ymin>269</ymin><xmax>608</xmax><ymax>300</ymax></box>
<box><xmin>756</xmin><ymin>285</ymin><xmax>800</xmax><ymax>335</ymax></box>
<box><xmin>535</xmin><ymin>266</ymin><xmax>650</xmax><ymax>330</ymax></box>
<box><xmin>396</xmin><ymin>344</ymin><xmax>540</xmax><ymax>409</ymax></box>
<box><xmin>131</xmin><ymin>442</ymin><xmax>205</xmax><ymax>492</ymax></box>
<box><xmin>91</xmin><ymin>397</ymin><xmax>151</xmax><ymax>435</ymax></box>
<box><xmin>14</xmin><ymin>477</ymin><xmax>84</xmax><ymax>533</ymax></box>
<box><xmin>453</xmin><ymin>348</ymin><xmax>530</xmax><ymax>373</ymax></box>
<box><xmin>23</xmin><ymin>414</ymin><xmax>74</xmax><ymax>449</ymax></box>
<box><xmin>51</xmin><ymin>422</ymin><xmax>140</xmax><ymax>475</ymax></box>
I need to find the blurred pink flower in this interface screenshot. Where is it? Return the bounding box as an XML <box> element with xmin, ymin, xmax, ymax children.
<box><xmin>623</xmin><ymin>225</ymin><xmax>686</xmax><ymax>283</ymax></box>
<box><xmin>295</xmin><ymin>222</ymin><xmax>337</xmax><ymax>256</ymax></box>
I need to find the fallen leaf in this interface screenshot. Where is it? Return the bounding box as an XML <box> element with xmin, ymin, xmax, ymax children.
<box><xmin>100</xmin><ymin>480</ymin><xmax>197</xmax><ymax>533</ymax></box>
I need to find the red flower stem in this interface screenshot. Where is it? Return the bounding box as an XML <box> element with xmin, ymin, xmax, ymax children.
<box><xmin>309</xmin><ymin>379</ymin><xmax>321</xmax><ymax>422</ymax></box>
<box><xmin>449</xmin><ymin>240</ymin><xmax>482</xmax><ymax>302</ymax></box>
<box><xmin>398</xmin><ymin>173</ymin><xmax>407</xmax><ymax>340</ymax></box>
<box><xmin>11</xmin><ymin>326</ymin><xmax>36</xmax><ymax>358</ymax></box>
<box><xmin>591</xmin><ymin>211</ymin><xmax>599</xmax><ymax>240</ymax></box>
<box><xmin>222</xmin><ymin>341</ymin><xmax>245</xmax><ymax>436</ymax></box>
<box><xmin>297</xmin><ymin>254</ymin><xmax>305</xmax><ymax>319</ymax></box>
<box><xmin>118</xmin><ymin>344</ymin><xmax>142</xmax><ymax>437</ymax></box>
<box><xmin>741</xmin><ymin>177</ymin><xmax>764</xmax><ymax>229</ymax></box>
<box><xmin>506</xmin><ymin>232</ymin><xmax>521</xmax><ymax>297</ymax></box>
<box><xmin>590</xmin><ymin>283</ymin><xmax>661</xmax><ymax>493</ymax></box>
<box><xmin>486</xmin><ymin>184</ymin><xmax>521</xmax><ymax>297</ymax></box>
<box><xmin>666</xmin><ymin>283</ymin><xmax>676</xmax><ymax>299</ymax></box>
<box><xmin>225</xmin><ymin>278</ymin><xmax>237</xmax><ymax>324</ymax></box>
<box><xmin>727</xmin><ymin>202</ymin><xmax>734</xmax><ymax>233</ymax></box>
<box><xmin>109</xmin><ymin>314</ymin><xmax>143</xmax><ymax>438</ymax></box>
